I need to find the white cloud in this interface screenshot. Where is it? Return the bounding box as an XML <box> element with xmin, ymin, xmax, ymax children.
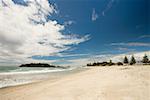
<box><xmin>0</xmin><ymin>0</ymin><xmax>90</xmax><ymax>65</ymax></box>
<box><xmin>102</xmin><ymin>0</ymin><xmax>116</xmax><ymax>16</ymax></box>
<box><xmin>92</xmin><ymin>8</ymin><xmax>98</xmax><ymax>21</ymax></box>
<box><xmin>110</xmin><ymin>51</ymin><xmax>150</xmax><ymax>62</ymax></box>
<box><xmin>116</xmin><ymin>47</ymin><xmax>135</xmax><ymax>51</ymax></box>
<box><xmin>111</xmin><ymin>42</ymin><xmax>150</xmax><ymax>47</ymax></box>
<box><xmin>138</xmin><ymin>35</ymin><xmax>150</xmax><ymax>39</ymax></box>
<box><xmin>64</xmin><ymin>20</ymin><xmax>75</xmax><ymax>26</ymax></box>
<box><xmin>64</xmin><ymin>51</ymin><xmax>150</xmax><ymax>67</ymax></box>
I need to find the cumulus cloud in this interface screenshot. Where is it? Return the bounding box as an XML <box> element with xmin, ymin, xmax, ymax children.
<box><xmin>92</xmin><ymin>8</ymin><xmax>98</xmax><ymax>21</ymax></box>
<box><xmin>0</xmin><ymin>0</ymin><xmax>90</xmax><ymax>65</ymax></box>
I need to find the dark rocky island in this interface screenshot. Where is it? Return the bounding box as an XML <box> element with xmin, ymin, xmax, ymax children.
<box><xmin>19</xmin><ymin>63</ymin><xmax>69</xmax><ymax>69</ymax></box>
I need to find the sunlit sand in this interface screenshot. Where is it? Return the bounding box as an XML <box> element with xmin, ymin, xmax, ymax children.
<box><xmin>0</xmin><ymin>65</ymin><xmax>149</xmax><ymax>100</ymax></box>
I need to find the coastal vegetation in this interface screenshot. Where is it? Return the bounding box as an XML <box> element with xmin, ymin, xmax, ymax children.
<box><xmin>142</xmin><ymin>54</ymin><xmax>149</xmax><ymax>65</ymax></box>
<box><xmin>123</xmin><ymin>56</ymin><xmax>129</xmax><ymax>64</ymax></box>
<box><xmin>87</xmin><ymin>54</ymin><xmax>150</xmax><ymax>67</ymax></box>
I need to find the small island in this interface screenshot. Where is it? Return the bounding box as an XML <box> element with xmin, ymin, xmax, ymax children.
<box><xmin>19</xmin><ymin>63</ymin><xmax>69</xmax><ymax>69</ymax></box>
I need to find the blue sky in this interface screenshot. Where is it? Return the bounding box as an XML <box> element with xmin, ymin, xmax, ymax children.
<box><xmin>33</xmin><ymin>0</ymin><xmax>150</xmax><ymax>64</ymax></box>
<box><xmin>0</xmin><ymin>0</ymin><xmax>149</xmax><ymax>66</ymax></box>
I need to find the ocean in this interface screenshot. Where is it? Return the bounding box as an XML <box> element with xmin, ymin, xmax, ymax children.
<box><xmin>0</xmin><ymin>66</ymin><xmax>73</xmax><ymax>88</ymax></box>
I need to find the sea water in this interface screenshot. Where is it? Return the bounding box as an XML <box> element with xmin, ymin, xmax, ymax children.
<box><xmin>0</xmin><ymin>66</ymin><xmax>72</xmax><ymax>88</ymax></box>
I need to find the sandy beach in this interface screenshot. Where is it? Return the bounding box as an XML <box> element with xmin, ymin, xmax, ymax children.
<box><xmin>0</xmin><ymin>65</ymin><xmax>150</xmax><ymax>100</ymax></box>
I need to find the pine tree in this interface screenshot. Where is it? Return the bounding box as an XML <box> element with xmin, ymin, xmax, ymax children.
<box><xmin>123</xmin><ymin>56</ymin><xmax>129</xmax><ymax>64</ymax></box>
<box><xmin>142</xmin><ymin>54</ymin><xmax>149</xmax><ymax>64</ymax></box>
<box><xmin>109</xmin><ymin>60</ymin><xmax>113</xmax><ymax>66</ymax></box>
<box><xmin>130</xmin><ymin>55</ymin><xmax>136</xmax><ymax>65</ymax></box>
<box><xmin>109</xmin><ymin>60</ymin><xmax>112</xmax><ymax>64</ymax></box>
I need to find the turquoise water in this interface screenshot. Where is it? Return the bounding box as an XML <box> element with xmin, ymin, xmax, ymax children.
<box><xmin>0</xmin><ymin>66</ymin><xmax>64</xmax><ymax>74</ymax></box>
<box><xmin>0</xmin><ymin>66</ymin><xmax>72</xmax><ymax>88</ymax></box>
<box><xmin>0</xmin><ymin>66</ymin><xmax>18</xmax><ymax>72</ymax></box>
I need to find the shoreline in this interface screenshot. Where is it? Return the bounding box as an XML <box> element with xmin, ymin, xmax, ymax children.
<box><xmin>0</xmin><ymin>65</ymin><xmax>149</xmax><ymax>100</ymax></box>
<box><xmin>0</xmin><ymin>67</ymin><xmax>88</xmax><ymax>89</ymax></box>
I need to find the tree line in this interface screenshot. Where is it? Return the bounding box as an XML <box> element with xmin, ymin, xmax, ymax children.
<box><xmin>123</xmin><ymin>54</ymin><xmax>150</xmax><ymax>65</ymax></box>
<box><xmin>87</xmin><ymin>54</ymin><xmax>150</xmax><ymax>66</ymax></box>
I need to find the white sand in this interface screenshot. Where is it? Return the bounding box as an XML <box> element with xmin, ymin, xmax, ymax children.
<box><xmin>0</xmin><ymin>65</ymin><xmax>150</xmax><ymax>100</ymax></box>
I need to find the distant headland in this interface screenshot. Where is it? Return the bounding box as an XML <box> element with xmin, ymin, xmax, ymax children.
<box><xmin>19</xmin><ymin>63</ymin><xmax>69</xmax><ymax>69</ymax></box>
